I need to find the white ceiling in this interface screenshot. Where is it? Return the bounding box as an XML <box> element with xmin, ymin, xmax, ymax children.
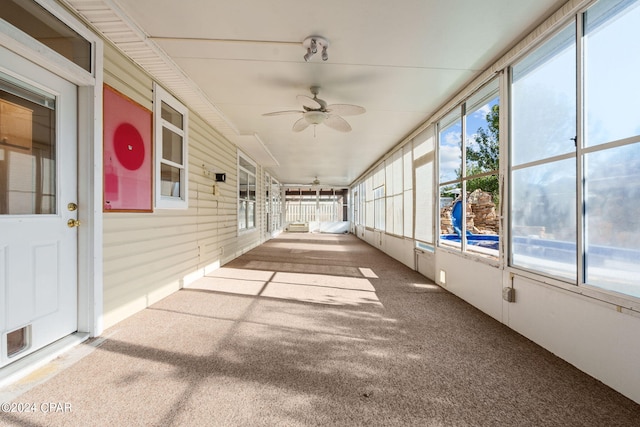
<box><xmin>66</xmin><ymin>0</ymin><xmax>566</xmax><ymax>187</ymax></box>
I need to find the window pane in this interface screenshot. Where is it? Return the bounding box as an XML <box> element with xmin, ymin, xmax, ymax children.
<box><xmin>1</xmin><ymin>1</ymin><xmax>91</xmax><ymax>72</ymax></box>
<box><xmin>239</xmin><ymin>157</ymin><xmax>256</xmax><ymax>173</ymax></box>
<box><xmin>403</xmin><ymin>189</ymin><xmax>413</xmax><ymax>238</ymax></box>
<box><xmin>466</xmin><ymin>185</ymin><xmax>499</xmax><ymax>257</ymax></box>
<box><xmin>403</xmin><ymin>144</ymin><xmax>412</xmax><ymax>191</ymax></box>
<box><xmin>393</xmin><ymin>193</ymin><xmax>403</xmax><ymax>236</ymax></box>
<box><xmin>0</xmin><ymin>85</ymin><xmax>56</xmax><ymax>214</ymax></box>
<box><xmin>160</xmin><ymin>164</ymin><xmax>181</xmax><ymax>197</ymax></box>
<box><xmin>439</xmin><ymin>184</ymin><xmax>462</xmax><ymax>251</ymax></box>
<box><xmin>248</xmin><ymin>172</ymin><xmax>256</xmax><ymax>201</ymax></box>
<box><xmin>365</xmin><ymin>200</ymin><xmax>374</xmax><ymax>228</ymax></box>
<box><xmin>385</xmin><ymin>159</ymin><xmax>393</xmax><ymax>197</ymax></box>
<box><xmin>584</xmin><ymin>0</ymin><xmax>640</xmax><ymax>147</ymax></box>
<box><xmin>511</xmin><ymin>24</ymin><xmax>576</xmax><ymax>166</ymax></box>
<box><xmin>385</xmin><ymin>193</ymin><xmax>394</xmax><ymax>234</ymax></box>
<box><xmin>239</xmin><ymin>170</ymin><xmax>248</xmax><ymax>199</ymax></box>
<box><xmin>466</xmin><ymin>97</ymin><xmax>499</xmax><ymax>176</ymax></box>
<box><xmin>162</xmin><ymin>128</ymin><xmax>183</xmax><ymax>164</ymax></box>
<box><xmin>392</xmin><ymin>150</ymin><xmax>403</xmax><ymax>195</ymax></box>
<box><xmin>439</xmin><ymin>117</ymin><xmax>462</xmax><ymax>183</ymax></box>
<box><xmin>161</xmin><ymin>101</ymin><xmax>183</xmax><ymax>129</ymax></box>
<box><xmin>511</xmin><ymin>159</ymin><xmax>576</xmax><ymax>280</ymax></box>
<box><xmin>238</xmin><ymin>200</ymin><xmax>246</xmax><ymax>230</ymax></box>
<box><xmin>585</xmin><ymin>142</ymin><xmax>640</xmax><ymax>297</ymax></box>
<box><xmin>415</xmin><ymin>161</ymin><xmax>433</xmax><ymax>243</ymax></box>
<box><xmin>248</xmin><ymin>201</ymin><xmax>255</xmax><ymax>228</ymax></box>
<box><xmin>374</xmin><ymin>186</ymin><xmax>385</xmax><ymax>230</ymax></box>
<box><xmin>413</xmin><ymin>127</ymin><xmax>435</xmax><ymax>159</ymax></box>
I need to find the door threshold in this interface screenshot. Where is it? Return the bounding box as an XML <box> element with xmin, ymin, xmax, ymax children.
<box><xmin>0</xmin><ymin>332</ymin><xmax>90</xmax><ymax>393</ymax></box>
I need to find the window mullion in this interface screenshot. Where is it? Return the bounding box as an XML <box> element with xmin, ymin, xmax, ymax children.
<box><xmin>161</xmin><ymin>159</ymin><xmax>184</xmax><ymax>169</ymax></box>
<box><xmin>576</xmin><ymin>12</ymin><xmax>585</xmax><ymax>287</ymax></box>
<box><xmin>161</xmin><ymin>120</ymin><xmax>184</xmax><ymax>136</ymax></box>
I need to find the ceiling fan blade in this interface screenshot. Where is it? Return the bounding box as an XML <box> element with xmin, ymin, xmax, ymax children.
<box><xmin>263</xmin><ymin>110</ymin><xmax>304</xmax><ymax>116</ymax></box>
<box><xmin>292</xmin><ymin>117</ymin><xmax>311</xmax><ymax>132</ymax></box>
<box><xmin>326</xmin><ymin>104</ymin><xmax>366</xmax><ymax>116</ymax></box>
<box><xmin>297</xmin><ymin>95</ymin><xmax>322</xmax><ymax>110</ymax></box>
<box><xmin>324</xmin><ymin>115</ymin><xmax>352</xmax><ymax>132</ymax></box>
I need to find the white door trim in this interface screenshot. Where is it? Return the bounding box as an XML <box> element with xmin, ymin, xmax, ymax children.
<box><xmin>0</xmin><ymin>0</ymin><xmax>104</xmax><ymax>339</ymax></box>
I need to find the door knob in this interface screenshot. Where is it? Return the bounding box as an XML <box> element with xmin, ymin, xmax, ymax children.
<box><xmin>67</xmin><ymin>219</ymin><xmax>81</xmax><ymax>228</ymax></box>
<box><xmin>68</xmin><ymin>203</ymin><xmax>78</xmax><ymax>211</ymax></box>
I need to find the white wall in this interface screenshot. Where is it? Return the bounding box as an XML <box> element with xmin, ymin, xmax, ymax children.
<box><xmin>435</xmin><ymin>250</ymin><xmax>503</xmax><ymax>322</ymax></box>
<box><xmin>102</xmin><ymin>43</ymin><xmax>268</xmax><ymax>328</ymax></box>
<box><xmin>416</xmin><ymin>249</ymin><xmax>435</xmax><ymax>282</ymax></box>
<box><xmin>360</xmin><ymin>228</ymin><xmax>415</xmax><ymax>270</ymax></box>
<box><xmin>506</xmin><ymin>275</ymin><xmax>640</xmax><ymax>404</ymax></box>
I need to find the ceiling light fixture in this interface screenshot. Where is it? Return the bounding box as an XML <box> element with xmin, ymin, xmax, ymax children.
<box><xmin>304</xmin><ymin>110</ymin><xmax>328</xmax><ymax>125</ymax></box>
<box><xmin>302</xmin><ymin>36</ymin><xmax>329</xmax><ymax>62</ymax></box>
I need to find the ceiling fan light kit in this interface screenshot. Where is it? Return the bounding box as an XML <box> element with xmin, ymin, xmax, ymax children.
<box><xmin>263</xmin><ymin>86</ymin><xmax>365</xmax><ymax>133</ymax></box>
<box><xmin>304</xmin><ymin>111</ymin><xmax>328</xmax><ymax>125</ymax></box>
<box><xmin>303</xmin><ymin>36</ymin><xmax>329</xmax><ymax>62</ymax></box>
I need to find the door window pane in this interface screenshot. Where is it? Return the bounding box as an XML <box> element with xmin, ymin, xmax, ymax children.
<box><xmin>0</xmin><ymin>83</ymin><xmax>56</xmax><ymax>215</ymax></box>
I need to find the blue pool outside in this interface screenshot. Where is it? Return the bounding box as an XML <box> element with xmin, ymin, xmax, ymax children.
<box><xmin>441</xmin><ymin>200</ymin><xmax>639</xmax><ymax>295</ymax></box>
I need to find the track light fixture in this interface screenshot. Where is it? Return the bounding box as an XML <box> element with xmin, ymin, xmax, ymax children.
<box><xmin>302</xmin><ymin>36</ymin><xmax>329</xmax><ymax>62</ymax></box>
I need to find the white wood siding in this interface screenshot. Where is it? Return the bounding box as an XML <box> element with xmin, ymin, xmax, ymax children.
<box><xmin>102</xmin><ymin>43</ymin><xmax>266</xmax><ymax>328</ymax></box>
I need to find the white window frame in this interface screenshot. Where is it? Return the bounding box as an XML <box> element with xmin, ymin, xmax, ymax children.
<box><xmin>238</xmin><ymin>150</ymin><xmax>257</xmax><ymax>233</ymax></box>
<box><xmin>153</xmin><ymin>82</ymin><xmax>188</xmax><ymax>209</ymax></box>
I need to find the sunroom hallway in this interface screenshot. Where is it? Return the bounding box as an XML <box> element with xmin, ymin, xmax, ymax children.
<box><xmin>1</xmin><ymin>233</ymin><xmax>639</xmax><ymax>426</ymax></box>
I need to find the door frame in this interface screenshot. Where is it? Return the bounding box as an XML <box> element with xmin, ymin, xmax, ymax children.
<box><xmin>0</xmin><ymin>0</ymin><xmax>104</xmax><ymax>339</ymax></box>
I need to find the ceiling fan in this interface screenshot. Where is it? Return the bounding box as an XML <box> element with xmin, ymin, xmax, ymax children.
<box><xmin>263</xmin><ymin>86</ymin><xmax>365</xmax><ymax>133</ymax></box>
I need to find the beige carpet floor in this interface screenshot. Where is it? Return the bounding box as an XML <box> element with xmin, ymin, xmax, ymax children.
<box><xmin>1</xmin><ymin>233</ymin><xmax>639</xmax><ymax>426</ymax></box>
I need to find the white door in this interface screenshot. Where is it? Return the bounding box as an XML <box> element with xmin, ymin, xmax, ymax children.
<box><xmin>0</xmin><ymin>46</ymin><xmax>78</xmax><ymax>367</ymax></box>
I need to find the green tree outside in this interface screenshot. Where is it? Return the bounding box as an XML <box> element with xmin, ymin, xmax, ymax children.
<box><xmin>466</xmin><ymin>104</ymin><xmax>499</xmax><ymax>205</ymax></box>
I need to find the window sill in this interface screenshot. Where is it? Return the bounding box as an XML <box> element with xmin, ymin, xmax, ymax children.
<box><xmin>508</xmin><ymin>266</ymin><xmax>640</xmax><ymax>318</ymax></box>
<box><xmin>155</xmin><ymin>197</ymin><xmax>188</xmax><ymax>210</ymax></box>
